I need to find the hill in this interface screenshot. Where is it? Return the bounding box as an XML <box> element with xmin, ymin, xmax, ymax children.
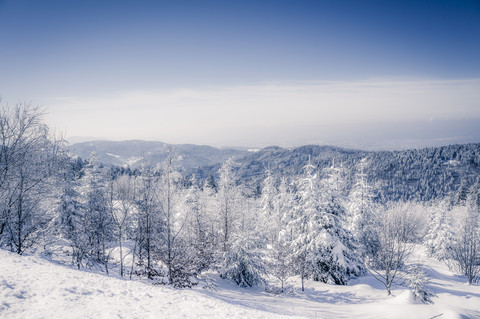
<box><xmin>68</xmin><ymin>140</ymin><xmax>248</xmax><ymax>170</ymax></box>
<box><xmin>195</xmin><ymin>143</ymin><xmax>480</xmax><ymax>202</ymax></box>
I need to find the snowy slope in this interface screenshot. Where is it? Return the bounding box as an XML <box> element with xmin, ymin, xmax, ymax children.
<box><xmin>0</xmin><ymin>250</ymin><xmax>293</xmax><ymax>319</ymax></box>
<box><xmin>1</xmin><ymin>248</ymin><xmax>479</xmax><ymax>319</ymax></box>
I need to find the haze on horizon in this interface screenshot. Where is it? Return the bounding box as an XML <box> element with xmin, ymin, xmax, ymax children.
<box><xmin>1</xmin><ymin>0</ymin><xmax>479</xmax><ymax>149</ymax></box>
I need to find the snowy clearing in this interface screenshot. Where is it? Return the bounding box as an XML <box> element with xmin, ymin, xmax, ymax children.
<box><xmin>1</xmin><ymin>248</ymin><xmax>479</xmax><ymax>319</ymax></box>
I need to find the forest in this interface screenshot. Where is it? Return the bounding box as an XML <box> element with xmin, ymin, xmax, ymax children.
<box><xmin>1</xmin><ymin>103</ymin><xmax>479</xmax><ymax>303</ymax></box>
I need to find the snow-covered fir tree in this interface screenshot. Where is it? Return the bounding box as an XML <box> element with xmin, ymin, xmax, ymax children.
<box><xmin>313</xmin><ymin>161</ymin><xmax>364</xmax><ymax>284</ymax></box>
<box><xmin>347</xmin><ymin>158</ymin><xmax>379</xmax><ymax>258</ymax></box>
<box><xmin>286</xmin><ymin>157</ymin><xmax>317</xmax><ymax>291</ymax></box>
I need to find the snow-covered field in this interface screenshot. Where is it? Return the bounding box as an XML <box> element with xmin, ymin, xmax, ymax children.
<box><xmin>1</xmin><ymin>248</ymin><xmax>479</xmax><ymax>319</ymax></box>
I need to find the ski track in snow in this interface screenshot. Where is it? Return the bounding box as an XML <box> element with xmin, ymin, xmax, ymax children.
<box><xmin>1</xmin><ymin>248</ymin><xmax>479</xmax><ymax>319</ymax></box>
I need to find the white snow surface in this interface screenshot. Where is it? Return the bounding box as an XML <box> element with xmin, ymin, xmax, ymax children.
<box><xmin>1</xmin><ymin>247</ymin><xmax>479</xmax><ymax>319</ymax></box>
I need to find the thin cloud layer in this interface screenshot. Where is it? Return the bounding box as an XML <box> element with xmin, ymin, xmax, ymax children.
<box><xmin>45</xmin><ymin>78</ymin><xmax>480</xmax><ymax>147</ymax></box>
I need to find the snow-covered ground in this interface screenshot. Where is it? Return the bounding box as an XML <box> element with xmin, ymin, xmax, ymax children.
<box><xmin>0</xmin><ymin>248</ymin><xmax>479</xmax><ymax>319</ymax></box>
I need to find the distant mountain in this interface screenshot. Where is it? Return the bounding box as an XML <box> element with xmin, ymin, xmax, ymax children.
<box><xmin>68</xmin><ymin>140</ymin><xmax>248</xmax><ymax>170</ymax></box>
<box><xmin>194</xmin><ymin>143</ymin><xmax>480</xmax><ymax>203</ymax></box>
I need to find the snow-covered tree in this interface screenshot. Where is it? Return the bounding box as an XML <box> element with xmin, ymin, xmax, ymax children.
<box><xmin>367</xmin><ymin>205</ymin><xmax>415</xmax><ymax>295</ymax></box>
<box><xmin>0</xmin><ymin>103</ymin><xmax>63</xmax><ymax>255</ymax></box>
<box><xmin>259</xmin><ymin>169</ymin><xmax>278</xmax><ymax>245</ymax></box>
<box><xmin>268</xmin><ymin>233</ymin><xmax>294</xmax><ymax>293</ymax></box>
<box><xmin>56</xmin><ymin>159</ymin><xmax>87</xmax><ymax>269</ymax></box>
<box><xmin>450</xmin><ymin>210</ymin><xmax>480</xmax><ymax>284</ymax></box>
<box><xmin>347</xmin><ymin>158</ymin><xmax>379</xmax><ymax>258</ymax></box>
<box><xmin>216</xmin><ymin>158</ymin><xmax>241</xmax><ymax>253</ymax></box>
<box><xmin>312</xmin><ymin>162</ymin><xmax>364</xmax><ymax>285</ymax></box>
<box><xmin>81</xmin><ymin>153</ymin><xmax>114</xmax><ymax>273</ymax></box>
<box><xmin>424</xmin><ymin>201</ymin><xmax>454</xmax><ymax>260</ymax></box>
<box><xmin>286</xmin><ymin>158</ymin><xmax>317</xmax><ymax>291</ymax></box>
<box><xmin>184</xmin><ymin>177</ymin><xmax>217</xmax><ymax>273</ymax></box>
<box><xmin>135</xmin><ymin>163</ymin><xmax>160</xmax><ymax>279</ymax></box>
<box><xmin>221</xmin><ymin>231</ymin><xmax>266</xmax><ymax>287</ymax></box>
<box><xmin>406</xmin><ymin>264</ymin><xmax>436</xmax><ymax>304</ymax></box>
<box><xmin>109</xmin><ymin>174</ymin><xmax>137</xmax><ymax>277</ymax></box>
<box><xmin>155</xmin><ymin>152</ymin><xmax>192</xmax><ymax>285</ymax></box>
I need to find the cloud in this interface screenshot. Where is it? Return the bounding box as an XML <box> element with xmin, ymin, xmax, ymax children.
<box><xmin>44</xmin><ymin>78</ymin><xmax>480</xmax><ymax>147</ymax></box>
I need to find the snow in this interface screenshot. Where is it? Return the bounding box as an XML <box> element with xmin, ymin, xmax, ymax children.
<box><xmin>1</xmin><ymin>246</ymin><xmax>479</xmax><ymax>319</ymax></box>
<box><xmin>0</xmin><ymin>250</ymin><xmax>291</xmax><ymax>319</ymax></box>
<box><xmin>126</xmin><ymin>157</ymin><xmax>143</xmax><ymax>166</ymax></box>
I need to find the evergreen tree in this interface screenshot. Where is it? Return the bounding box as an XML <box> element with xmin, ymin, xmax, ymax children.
<box><xmin>347</xmin><ymin>158</ymin><xmax>379</xmax><ymax>258</ymax></box>
<box><xmin>287</xmin><ymin>158</ymin><xmax>318</xmax><ymax>291</ymax></box>
<box><xmin>312</xmin><ymin>162</ymin><xmax>364</xmax><ymax>285</ymax></box>
<box><xmin>221</xmin><ymin>231</ymin><xmax>266</xmax><ymax>287</ymax></box>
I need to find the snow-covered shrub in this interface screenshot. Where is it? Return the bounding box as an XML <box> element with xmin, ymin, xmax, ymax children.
<box><xmin>407</xmin><ymin>265</ymin><xmax>436</xmax><ymax>304</ymax></box>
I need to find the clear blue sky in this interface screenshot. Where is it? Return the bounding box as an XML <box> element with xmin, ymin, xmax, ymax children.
<box><xmin>1</xmin><ymin>0</ymin><xmax>479</xmax><ymax>148</ymax></box>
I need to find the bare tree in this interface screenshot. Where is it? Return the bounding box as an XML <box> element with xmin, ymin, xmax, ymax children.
<box><xmin>450</xmin><ymin>215</ymin><xmax>480</xmax><ymax>284</ymax></box>
<box><xmin>0</xmin><ymin>103</ymin><xmax>63</xmax><ymax>254</ymax></box>
<box><xmin>367</xmin><ymin>205</ymin><xmax>415</xmax><ymax>295</ymax></box>
<box><xmin>109</xmin><ymin>174</ymin><xmax>137</xmax><ymax>277</ymax></box>
<box><xmin>156</xmin><ymin>152</ymin><xmax>189</xmax><ymax>285</ymax></box>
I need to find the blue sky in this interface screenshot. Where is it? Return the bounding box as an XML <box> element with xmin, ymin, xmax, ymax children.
<box><xmin>1</xmin><ymin>0</ymin><xmax>479</xmax><ymax>148</ymax></box>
